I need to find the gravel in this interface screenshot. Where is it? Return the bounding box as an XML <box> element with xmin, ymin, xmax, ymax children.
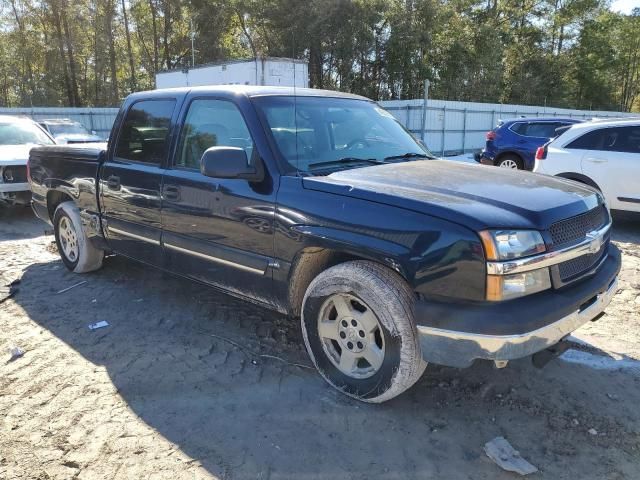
<box><xmin>1</xmin><ymin>207</ymin><xmax>639</xmax><ymax>479</ymax></box>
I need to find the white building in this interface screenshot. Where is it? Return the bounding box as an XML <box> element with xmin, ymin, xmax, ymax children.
<box><xmin>156</xmin><ymin>57</ymin><xmax>309</xmax><ymax>89</ymax></box>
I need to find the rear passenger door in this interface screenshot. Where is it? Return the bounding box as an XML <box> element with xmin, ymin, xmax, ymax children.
<box><xmin>161</xmin><ymin>97</ymin><xmax>277</xmax><ymax>304</ymax></box>
<box><xmin>100</xmin><ymin>98</ymin><xmax>178</xmax><ymax>266</ymax></box>
<box><xmin>577</xmin><ymin>126</ymin><xmax>640</xmax><ymax>212</ymax></box>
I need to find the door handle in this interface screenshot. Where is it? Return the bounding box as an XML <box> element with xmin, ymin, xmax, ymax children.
<box><xmin>106</xmin><ymin>175</ymin><xmax>120</xmax><ymax>190</ymax></box>
<box><xmin>586</xmin><ymin>157</ymin><xmax>608</xmax><ymax>164</ymax></box>
<box><xmin>163</xmin><ymin>185</ymin><xmax>180</xmax><ymax>200</ymax></box>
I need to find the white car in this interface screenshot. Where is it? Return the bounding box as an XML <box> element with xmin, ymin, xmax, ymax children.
<box><xmin>0</xmin><ymin>116</ymin><xmax>55</xmax><ymax>206</ymax></box>
<box><xmin>38</xmin><ymin>119</ymin><xmax>103</xmax><ymax>144</ymax></box>
<box><xmin>534</xmin><ymin>118</ymin><xmax>640</xmax><ymax>213</ymax></box>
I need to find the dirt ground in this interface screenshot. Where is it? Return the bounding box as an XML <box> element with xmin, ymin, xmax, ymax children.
<box><xmin>1</xmin><ymin>206</ymin><xmax>639</xmax><ymax>480</ymax></box>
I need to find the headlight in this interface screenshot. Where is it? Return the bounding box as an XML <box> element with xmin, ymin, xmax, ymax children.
<box><xmin>480</xmin><ymin>229</ymin><xmax>549</xmax><ymax>301</ymax></box>
<box><xmin>487</xmin><ymin>269</ymin><xmax>551</xmax><ymax>301</ymax></box>
<box><xmin>479</xmin><ymin>230</ymin><xmax>546</xmax><ymax>260</ymax></box>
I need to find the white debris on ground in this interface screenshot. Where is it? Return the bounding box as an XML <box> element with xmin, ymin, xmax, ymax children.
<box><xmin>484</xmin><ymin>436</ymin><xmax>538</xmax><ymax>476</ymax></box>
<box><xmin>7</xmin><ymin>345</ymin><xmax>25</xmax><ymax>361</ymax></box>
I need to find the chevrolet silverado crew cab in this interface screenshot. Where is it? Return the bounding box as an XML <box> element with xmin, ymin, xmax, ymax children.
<box><xmin>28</xmin><ymin>86</ymin><xmax>621</xmax><ymax>403</ymax></box>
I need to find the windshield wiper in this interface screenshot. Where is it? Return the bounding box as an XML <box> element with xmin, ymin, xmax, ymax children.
<box><xmin>384</xmin><ymin>152</ymin><xmax>433</xmax><ymax>161</ymax></box>
<box><xmin>308</xmin><ymin>157</ymin><xmax>386</xmax><ymax>170</ymax></box>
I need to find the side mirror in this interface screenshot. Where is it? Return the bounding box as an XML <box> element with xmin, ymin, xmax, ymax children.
<box><xmin>200</xmin><ymin>146</ymin><xmax>264</xmax><ymax>181</ymax></box>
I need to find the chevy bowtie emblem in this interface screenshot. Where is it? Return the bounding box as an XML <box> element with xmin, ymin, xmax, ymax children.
<box><xmin>586</xmin><ymin>231</ymin><xmax>603</xmax><ymax>254</ymax></box>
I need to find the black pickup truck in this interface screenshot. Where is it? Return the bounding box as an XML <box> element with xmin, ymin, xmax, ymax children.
<box><xmin>28</xmin><ymin>86</ymin><xmax>620</xmax><ymax>402</ymax></box>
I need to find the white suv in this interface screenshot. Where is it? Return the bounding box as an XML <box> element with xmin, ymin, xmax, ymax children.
<box><xmin>534</xmin><ymin>118</ymin><xmax>640</xmax><ymax>213</ymax></box>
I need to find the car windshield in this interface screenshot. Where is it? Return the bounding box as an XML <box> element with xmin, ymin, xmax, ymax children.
<box><xmin>48</xmin><ymin>122</ymin><xmax>90</xmax><ymax>136</ymax></box>
<box><xmin>253</xmin><ymin>96</ymin><xmax>434</xmax><ymax>174</ymax></box>
<box><xmin>0</xmin><ymin>121</ymin><xmax>54</xmax><ymax>146</ymax></box>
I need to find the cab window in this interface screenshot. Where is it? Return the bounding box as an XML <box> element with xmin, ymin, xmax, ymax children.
<box><xmin>175</xmin><ymin>99</ymin><xmax>255</xmax><ymax>170</ymax></box>
<box><xmin>115</xmin><ymin>99</ymin><xmax>176</xmax><ymax>164</ymax></box>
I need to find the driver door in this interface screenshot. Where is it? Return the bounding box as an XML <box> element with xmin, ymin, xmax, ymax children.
<box><xmin>161</xmin><ymin>97</ymin><xmax>278</xmax><ymax>304</ymax></box>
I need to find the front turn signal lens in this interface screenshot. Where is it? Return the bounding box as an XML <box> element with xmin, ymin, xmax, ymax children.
<box><xmin>486</xmin><ymin>268</ymin><xmax>551</xmax><ymax>301</ymax></box>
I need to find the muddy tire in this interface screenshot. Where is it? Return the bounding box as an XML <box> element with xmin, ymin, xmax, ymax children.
<box><xmin>53</xmin><ymin>201</ymin><xmax>104</xmax><ymax>273</ymax></box>
<box><xmin>301</xmin><ymin>261</ymin><xmax>426</xmax><ymax>403</ymax></box>
<box><xmin>496</xmin><ymin>155</ymin><xmax>523</xmax><ymax>169</ymax></box>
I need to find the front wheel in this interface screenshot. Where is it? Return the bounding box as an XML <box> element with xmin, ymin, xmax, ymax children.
<box><xmin>301</xmin><ymin>261</ymin><xmax>426</xmax><ymax>403</ymax></box>
<box><xmin>53</xmin><ymin>201</ymin><xmax>104</xmax><ymax>273</ymax></box>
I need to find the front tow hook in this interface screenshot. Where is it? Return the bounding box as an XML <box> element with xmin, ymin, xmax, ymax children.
<box><xmin>531</xmin><ymin>340</ymin><xmax>572</xmax><ymax>369</ymax></box>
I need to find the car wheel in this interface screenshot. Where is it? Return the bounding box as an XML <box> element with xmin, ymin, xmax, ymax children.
<box><xmin>301</xmin><ymin>260</ymin><xmax>426</xmax><ymax>403</ymax></box>
<box><xmin>496</xmin><ymin>155</ymin><xmax>523</xmax><ymax>169</ymax></box>
<box><xmin>53</xmin><ymin>201</ymin><xmax>104</xmax><ymax>273</ymax></box>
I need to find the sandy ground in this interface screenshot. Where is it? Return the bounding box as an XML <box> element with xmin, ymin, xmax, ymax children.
<box><xmin>1</xmin><ymin>206</ymin><xmax>639</xmax><ymax>480</ymax></box>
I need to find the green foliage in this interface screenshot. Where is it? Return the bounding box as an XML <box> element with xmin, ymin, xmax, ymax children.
<box><xmin>0</xmin><ymin>0</ymin><xmax>638</xmax><ymax>111</ymax></box>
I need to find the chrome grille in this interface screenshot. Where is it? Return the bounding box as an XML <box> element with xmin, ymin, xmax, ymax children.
<box><xmin>549</xmin><ymin>205</ymin><xmax>608</xmax><ymax>249</ymax></box>
<box><xmin>2</xmin><ymin>166</ymin><xmax>27</xmax><ymax>183</ymax></box>
<box><xmin>549</xmin><ymin>205</ymin><xmax>610</xmax><ymax>285</ymax></box>
<box><xmin>558</xmin><ymin>233</ymin><xmax>609</xmax><ymax>281</ymax></box>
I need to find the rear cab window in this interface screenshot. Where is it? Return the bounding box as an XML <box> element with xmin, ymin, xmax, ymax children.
<box><xmin>114</xmin><ymin>99</ymin><xmax>176</xmax><ymax>164</ymax></box>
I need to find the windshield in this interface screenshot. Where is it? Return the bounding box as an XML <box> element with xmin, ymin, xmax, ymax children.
<box><xmin>0</xmin><ymin>121</ymin><xmax>54</xmax><ymax>146</ymax></box>
<box><xmin>253</xmin><ymin>96</ymin><xmax>434</xmax><ymax>174</ymax></box>
<box><xmin>48</xmin><ymin>122</ymin><xmax>91</xmax><ymax>136</ymax></box>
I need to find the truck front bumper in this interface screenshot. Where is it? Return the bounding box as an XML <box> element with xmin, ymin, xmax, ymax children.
<box><xmin>416</xmin><ymin>244</ymin><xmax>621</xmax><ymax>368</ymax></box>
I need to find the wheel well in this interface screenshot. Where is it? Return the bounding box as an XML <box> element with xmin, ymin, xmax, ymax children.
<box><xmin>46</xmin><ymin>191</ymin><xmax>73</xmax><ymax>221</ymax></box>
<box><xmin>555</xmin><ymin>172</ymin><xmax>601</xmax><ymax>191</ymax></box>
<box><xmin>288</xmin><ymin>248</ymin><xmax>389</xmax><ymax>317</ymax></box>
<box><xmin>495</xmin><ymin>151</ymin><xmax>523</xmax><ymax>165</ymax></box>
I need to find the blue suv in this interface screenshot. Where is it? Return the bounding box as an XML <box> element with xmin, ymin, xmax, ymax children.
<box><xmin>476</xmin><ymin>117</ymin><xmax>582</xmax><ymax>170</ymax></box>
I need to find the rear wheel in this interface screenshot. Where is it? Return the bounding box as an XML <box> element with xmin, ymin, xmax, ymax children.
<box><xmin>53</xmin><ymin>201</ymin><xmax>104</xmax><ymax>273</ymax></box>
<box><xmin>301</xmin><ymin>261</ymin><xmax>426</xmax><ymax>403</ymax></box>
<box><xmin>496</xmin><ymin>155</ymin><xmax>523</xmax><ymax>169</ymax></box>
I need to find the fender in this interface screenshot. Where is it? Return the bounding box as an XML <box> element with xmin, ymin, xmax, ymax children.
<box><xmin>555</xmin><ymin>172</ymin><xmax>601</xmax><ymax>191</ymax></box>
<box><xmin>290</xmin><ymin>225</ymin><xmax>411</xmax><ymax>275</ymax></box>
<box><xmin>44</xmin><ymin>178</ymin><xmax>79</xmax><ymax>200</ymax></box>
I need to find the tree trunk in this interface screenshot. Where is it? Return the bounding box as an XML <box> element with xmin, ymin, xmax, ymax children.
<box><xmin>121</xmin><ymin>0</ymin><xmax>136</xmax><ymax>91</ymax></box>
<box><xmin>50</xmin><ymin>0</ymin><xmax>74</xmax><ymax>106</ymax></box>
<box><xmin>60</xmin><ymin>1</ymin><xmax>81</xmax><ymax>106</ymax></box>
<box><xmin>162</xmin><ymin>0</ymin><xmax>171</xmax><ymax>69</ymax></box>
<box><xmin>149</xmin><ymin>0</ymin><xmax>159</xmax><ymax>73</ymax></box>
<box><xmin>105</xmin><ymin>0</ymin><xmax>119</xmax><ymax>103</ymax></box>
<box><xmin>309</xmin><ymin>41</ymin><xmax>323</xmax><ymax>89</ymax></box>
<box><xmin>10</xmin><ymin>0</ymin><xmax>36</xmax><ymax>105</ymax></box>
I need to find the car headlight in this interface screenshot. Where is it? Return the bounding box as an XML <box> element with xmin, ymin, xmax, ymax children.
<box><xmin>480</xmin><ymin>229</ymin><xmax>549</xmax><ymax>301</ymax></box>
<box><xmin>487</xmin><ymin>269</ymin><xmax>551</xmax><ymax>301</ymax></box>
<box><xmin>479</xmin><ymin>230</ymin><xmax>546</xmax><ymax>260</ymax></box>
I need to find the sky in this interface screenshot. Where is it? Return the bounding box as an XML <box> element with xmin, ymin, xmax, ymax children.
<box><xmin>611</xmin><ymin>0</ymin><xmax>640</xmax><ymax>14</ymax></box>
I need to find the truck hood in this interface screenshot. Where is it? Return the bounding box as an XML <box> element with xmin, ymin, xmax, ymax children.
<box><xmin>302</xmin><ymin>160</ymin><xmax>602</xmax><ymax>231</ymax></box>
<box><xmin>0</xmin><ymin>145</ymin><xmax>33</xmax><ymax>166</ymax></box>
<box><xmin>54</xmin><ymin>134</ymin><xmax>103</xmax><ymax>144</ymax></box>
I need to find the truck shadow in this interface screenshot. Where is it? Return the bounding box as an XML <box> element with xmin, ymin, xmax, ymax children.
<box><xmin>11</xmin><ymin>253</ymin><xmax>640</xmax><ymax>479</ymax></box>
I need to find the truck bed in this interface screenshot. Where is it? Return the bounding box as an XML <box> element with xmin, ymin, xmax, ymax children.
<box><xmin>29</xmin><ymin>143</ymin><xmax>107</xmax><ymax>222</ymax></box>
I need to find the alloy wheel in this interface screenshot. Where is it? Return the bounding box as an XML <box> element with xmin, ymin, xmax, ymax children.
<box><xmin>317</xmin><ymin>293</ymin><xmax>385</xmax><ymax>379</ymax></box>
